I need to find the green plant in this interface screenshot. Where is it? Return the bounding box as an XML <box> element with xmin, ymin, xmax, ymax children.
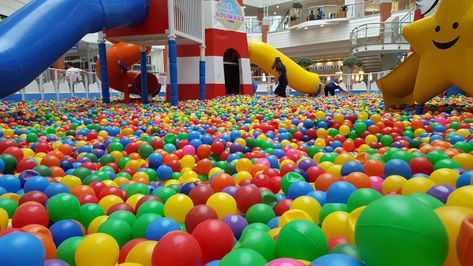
<box><xmin>341</xmin><ymin>5</ymin><xmax>349</xmax><ymax>12</ymax></box>
<box><xmin>343</xmin><ymin>56</ymin><xmax>363</xmax><ymax>67</ymax></box>
<box><xmin>294</xmin><ymin>57</ymin><xmax>313</xmax><ymax>69</ymax></box>
<box><xmin>292</xmin><ymin>2</ymin><xmax>303</xmax><ymax>9</ymax></box>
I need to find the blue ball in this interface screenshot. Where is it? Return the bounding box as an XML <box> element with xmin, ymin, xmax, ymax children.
<box><xmin>456</xmin><ymin>171</ymin><xmax>473</xmax><ymax>188</ymax></box>
<box><xmin>341</xmin><ymin>161</ymin><xmax>365</xmax><ymax>176</ymax></box>
<box><xmin>267</xmin><ymin>216</ymin><xmax>280</xmax><ymax>229</ymax></box>
<box><xmin>384</xmin><ymin>159</ymin><xmax>412</xmax><ymax>179</ymax></box>
<box><xmin>205</xmin><ymin>260</ymin><xmax>220</xmax><ymax>266</ymax></box>
<box><xmin>0</xmin><ymin>174</ymin><xmax>21</xmax><ymax>193</ymax></box>
<box><xmin>326</xmin><ymin>181</ymin><xmax>357</xmax><ymax>204</ymax></box>
<box><xmin>312</xmin><ymin>254</ymin><xmax>364</xmax><ymax>266</ymax></box>
<box><xmin>180</xmin><ymin>182</ymin><xmax>197</xmax><ymax>195</ymax></box>
<box><xmin>0</xmin><ymin>159</ymin><xmax>4</xmax><ymax>173</ymax></box>
<box><xmin>145</xmin><ymin>217</ymin><xmax>181</xmax><ymax>241</ymax></box>
<box><xmin>0</xmin><ymin>232</ymin><xmax>45</xmax><ymax>266</ymax></box>
<box><xmin>307</xmin><ymin>190</ymin><xmax>326</xmax><ymax>206</ymax></box>
<box><xmin>49</xmin><ymin>220</ymin><xmax>84</xmax><ymax>247</ymax></box>
<box><xmin>157</xmin><ymin>165</ymin><xmax>173</xmax><ymax>180</ymax></box>
<box><xmin>24</xmin><ymin>176</ymin><xmax>50</xmax><ymax>192</ymax></box>
<box><xmin>287</xmin><ymin>181</ymin><xmax>314</xmax><ymax>199</ymax></box>
<box><xmin>44</xmin><ymin>183</ymin><xmax>70</xmax><ymax>198</ymax></box>
<box><xmin>303</xmin><ymin>119</ymin><xmax>315</xmax><ymax>129</ymax></box>
<box><xmin>0</xmin><ymin>187</ymin><xmax>6</xmax><ymax>196</ymax></box>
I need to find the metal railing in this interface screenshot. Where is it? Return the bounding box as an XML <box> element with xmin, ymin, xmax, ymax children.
<box><xmin>168</xmin><ymin>0</ymin><xmax>204</xmax><ymax>43</ymax></box>
<box><xmin>350</xmin><ymin>21</ymin><xmax>411</xmax><ymax>51</ymax></box>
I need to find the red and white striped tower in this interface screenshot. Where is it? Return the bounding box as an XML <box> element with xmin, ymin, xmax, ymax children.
<box><xmin>166</xmin><ymin>0</ymin><xmax>253</xmax><ymax>101</ymax></box>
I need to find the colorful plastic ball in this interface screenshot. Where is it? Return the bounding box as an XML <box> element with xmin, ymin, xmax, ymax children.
<box><xmin>50</xmin><ymin>219</ymin><xmax>84</xmax><ymax>247</ymax></box>
<box><xmin>163</xmin><ymin>194</ymin><xmax>194</xmax><ymax>224</ymax></box>
<box><xmin>222</xmin><ymin>214</ymin><xmax>248</xmax><ymax>239</ymax></box>
<box><xmin>245</xmin><ymin>203</ymin><xmax>275</xmax><ymax>224</ymax></box>
<box><xmin>156</xmin><ymin>165</ymin><xmax>173</xmax><ymax>180</ymax></box>
<box><xmin>234</xmin><ymin>185</ymin><xmax>262</xmax><ymax>213</ymax></box>
<box><xmin>0</xmin><ymin>197</ymin><xmax>18</xmax><ymax>218</ymax></box>
<box><xmin>136</xmin><ymin>200</ymin><xmax>163</xmax><ymax>217</ymax></box>
<box><xmin>152</xmin><ymin>231</ymin><xmax>202</xmax><ymax>266</ymax></box>
<box><xmin>210</xmin><ymin>173</ymin><xmax>235</xmax><ymax>192</ymax></box>
<box><xmin>426</xmin><ymin>184</ymin><xmax>455</xmax><ymax>203</ymax></box>
<box><xmin>341</xmin><ymin>161</ymin><xmax>365</xmax><ymax>176</ymax></box>
<box><xmin>345</xmin><ymin>172</ymin><xmax>371</xmax><ymax>189</ymax></box>
<box><xmin>408</xmin><ymin>193</ymin><xmax>444</xmax><ymax>209</ymax></box>
<box><xmin>287</xmin><ymin>181</ymin><xmax>314</xmax><ymax>199</ymax></box>
<box><xmin>314</xmin><ymin>173</ymin><xmax>339</xmax><ymax>192</ymax></box>
<box><xmin>430</xmin><ymin>168</ymin><xmax>460</xmax><ymax>187</ymax></box>
<box><xmin>401</xmin><ymin>177</ymin><xmax>436</xmax><ymax>195</ymax></box>
<box><xmin>457</xmin><ymin>171</ymin><xmax>473</xmax><ymax>188</ymax></box>
<box><xmin>0</xmin><ymin>154</ymin><xmax>18</xmax><ymax>174</ymax></box>
<box><xmin>220</xmin><ymin>248</ymin><xmax>267</xmax><ymax>266</ymax></box>
<box><xmin>47</xmin><ymin>193</ymin><xmax>80</xmax><ymax>222</ymax></box>
<box><xmin>206</xmin><ymin>192</ymin><xmax>238</xmax><ymax>219</ymax></box>
<box><xmin>0</xmin><ymin>232</ymin><xmax>45</xmax><ymax>266</ymax></box>
<box><xmin>290</xmin><ymin>196</ymin><xmax>321</xmax><ymax>224</ymax></box>
<box><xmin>347</xmin><ymin>188</ymin><xmax>382</xmax><ymax>212</ymax></box>
<box><xmin>321</xmin><ymin>211</ymin><xmax>350</xmax><ymax>239</ymax></box>
<box><xmin>355</xmin><ymin>196</ymin><xmax>448</xmax><ymax>266</ymax></box>
<box><xmin>457</xmin><ymin>214</ymin><xmax>473</xmax><ymax>266</ymax></box>
<box><xmin>382</xmin><ymin>175</ymin><xmax>407</xmax><ymax>194</ymax></box>
<box><xmin>453</xmin><ymin>153</ymin><xmax>473</xmax><ymax>171</ymax></box>
<box><xmin>21</xmin><ymin>223</ymin><xmax>57</xmax><ymax>259</ymax></box>
<box><xmin>434</xmin><ymin>206</ymin><xmax>473</xmax><ymax>266</ymax></box>
<box><xmin>276</xmin><ymin>220</ymin><xmax>327</xmax><ymax>261</ymax></box>
<box><xmin>266</xmin><ymin>258</ymin><xmax>305</xmax><ymax>266</ymax></box>
<box><xmin>447</xmin><ymin>185</ymin><xmax>473</xmax><ymax>209</ymax></box>
<box><xmin>281</xmin><ymin>172</ymin><xmax>305</xmax><ymax>194</ymax></box>
<box><xmin>98</xmin><ymin>218</ymin><xmax>132</xmax><ymax>248</ymax></box>
<box><xmin>123</xmin><ymin>240</ymin><xmax>157</xmax><ymax>266</ymax></box>
<box><xmin>312</xmin><ymin>254</ymin><xmax>364</xmax><ymax>266</ymax></box>
<box><xmin>132</xmin><ymin>213</ymin><xmax>160</xmax><ymax>239</ymax></box>
<box><xmin>409</xmin><ymin>157</ymin><xmax>434</xmax><ymax>175</ymax></box>
<box><xmin>326</xmin><ymin>182</ymin><xmax>357</xmax><ymax>204</ymax></box>
<box><xmin>319</xmin><ymin>203</ymin><xmax>348</xmax><ymax>224</ymax></box>
<box><xmin>188</xmin><ymin>185</ymin><xmax>215</xmax><ymax>205</ymax></box>
<box><xmin>75</xmin><ymin>233</ymin><xmax>119</xmax><ymax>266</ymax></box>
<box><xmin>192</xmin><ymin>219</ymin><xmax>235</xmax><ymax>263</ymax></box>
<box><xmin>43</xmin><ymin>259</ymin><xmax>69</xmax><ymax>266</ymax></box>
<box><xmin>0</xmin><ymin>208</ymin><xmax>7</xmax><ymax>230</ymax></box>
<box><xmin>145</xmin><ymin>217</ymin><xmax>181</xmax><ymax>241</ymax></box>
<box><xmin>384</xmin><ymin>159</ymin><xmax>412</xmax><ymax>179</ymax></box>
<box><xmin>0</xmin><ymin>174</ymin><xmax>20</xmax><ymax>193</ymax></box>
<box><xmin>12</xmin><ymin>202</ymin><xmax>49</xmax><ymax>227</ymax></box>
<box><xmin>152</xmin><ymin>186</ymin><xmax>176</xmax><ymax>203</ymax></box>
<box><xmin>237</xmin><ymin>227</ymin><xmax>276</xmax><ymax>261</ymax></box>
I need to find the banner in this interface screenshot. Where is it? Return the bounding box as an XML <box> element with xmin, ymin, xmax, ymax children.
<box><xmin>213</xmin><ymin>0</ymin><xmax>245</xmax><ymax>32</ymax></box>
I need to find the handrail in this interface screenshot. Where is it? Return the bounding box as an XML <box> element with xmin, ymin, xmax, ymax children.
<box><xmin>350</xmin><ymin>21</ymin><xmax>412</xmax><ymax>52</ymax></box>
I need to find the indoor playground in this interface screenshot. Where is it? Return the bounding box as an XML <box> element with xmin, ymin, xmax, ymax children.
<box><xmin>1</xmin><ymin>0</ymin><xmax>473</xmax><ymax>265</ymax></box>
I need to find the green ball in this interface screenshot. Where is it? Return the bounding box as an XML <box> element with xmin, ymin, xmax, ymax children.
<box><xmin>118</xmin><ymin>157</ymin><xmax>131</xmax><ymax>169</ymax></box>
<box><xmin>319</xmin><ymin>203</ymin><xmax>348</xmax><ymax>224</ymax></box>
<box><xmin>355</xmin><ymin>196</ymin><xmax>448</xmax><ymax>266</ymax></box>
<box><xmin>434</xmin><ymin>159</ymin><xmax>461</xmax><ymax>170</ymax></box>
<box><xmin>281</xmin><ymin>172</ymin><xmax>305</xmax><ymax>194</ymax></box>
<box><xmin>347</xmin><ymin>188</ymin><xmax>382</xmax><ymax>212</ymax></box>
<box><xmin>26</xmin><ymin>133</ymin><xmax>38</xmax><ymax>143</ymax></box>
<box><xmin>0</xmin><ymin>198</ymin><xmax>18</xmax><ymax>217</ymax></box>
<box><xmin>116</xmin><ymin>172</ymin><xmax>132</xmax><ymax>180</ymax></box>
<box><xmin>153</xmin><ymin>187</ymin><xmax>177</xmax><ymax>203</ymax></box>
<box><xmin>220</xmin><ymin>248</ymin><xmax>267</xmax><ymax>266</ymax></box>
<box><xmin>108</xmin><ymin>142</ymin><xmax>123</xmax><ymax>152</ymax></box>
<box><xmin>98</xmin><ymin>218</ymin><xmax>132</xmax><ymax>247</ymax></box>
<box><xmin>138</xmin><ymin>169</ymin><xmax>157</xmax><ymax>182</ymax></box>
<box><xmin>427</xmin><ymin>150</ymin><xmax>449</xmax><ymax>165</ymax></box>
<box><xmin>164</xmin><ymin>134</ymin><xmax>176</xmax><ymax>144</ymax></box>
<box><xmin>99</xmin><ymin>154</ymin><xmax>115</xmax><ymax>166</ymax></box>
<box><xmin>136</xmin><ymin>200</ymin><xmax>164</xmax><ymax>217</ymax></box>
<box><xmin>56</xmin><ymin>236</ymin><xmax>84</xmax><ymax>266</ymax></box>
<box><xmin>380</xmin><ymin>135</ymin><xmax>393</xmax><ymax>146</ymax></box>
<box><xmin>245</xmin><ymin>204</ymin><xmax>275</xmax><ymax>224</ymax></box>
<box><xmin>241</xmin><ymin>223</ymin><xmax>271</xmax><ymax>235</ymax></box>
<box><xmin>82</xmin><ymin>174</ymin><xmax>102</xmax><ymax>185</ymax></box>
<box><xmin>354</xmin><ymin>122</ymin><xmax>367</xmax><ymax>133</ymax></box>
<box><xmin>260</xmin><ymin>190</ymin><xmax>278</xmax><ymax>208</ymax></box>
<box><xmin>0</xmin><ymin>154</ymin><xmax>17</xmax><ymax>174</ymax></box>
<box><xmin>276</xmin><ymin>220</ymin><xmax>328</xmax><ymax>261</ymax></box>
<box><xmin>453</xmin><ymin>141</ymin><xmax>472</xmax><ymax>152</ymax></box>
<box><xmin>320</xmin><ymin>153</ymin><xmax>338</xmax><ymax>163</ymax></box>
<box><xmin>307</xmin><ymin>146</ymin><xmax>320</xmax><ymax>158</ymax></box>
<box><xmin>47</xmin><ymin>193</ymin><xmax>80</xmax><ymax>222</ymax></box>
<box><xmin>77</xmin><ymin>203</ymin><xmax>105</xmax><ymax>230</ymax></box>
<box><xmin>126</xmin><ymin>183</ymin><xmax>150</xmax><ymax>198</ymax></box>
<box><xmin>329</xmin><ymin>243</ymin><xmax>361</xmax><ymax>260</ymax></box>
<box><xmin>109</xmin><ymin>210</ymin><xmax>136</xmax><ymax>228</ymax></box>
<box><xmin>408</xmin><ymin>193</ymin><xmax>444</xmax><ymax>209</ymax></box>
<box><xmin>72</xmin><ymin>168</ymin><xmax>92</xmax><ymax>180</ymax></box>
<box><xmin>82</xmin><ymin>153</ymin><xmax>97</xmax><ymax>163</ymax></box>
<box><xmin>33</xmin><ymin>165</ymin><xmax>52</xmax><ymax>177</ymax></box>
<box><xmin>236</xmin><ymin>229</ymin><xmax>276</xmax><ymax>261</ymax></box>
<box><xmin>132</xmin><ymin>213</ymin><xmax>160</xmax><ymax>238</ymax></box>
<box><xmin>138</xmin><ymin>144</ymin><xmax>154</xmax><ymax>159</ymax></box>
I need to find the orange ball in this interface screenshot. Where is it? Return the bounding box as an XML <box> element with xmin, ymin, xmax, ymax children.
<box><xmin>196</xmin><ymin>145</ymin><xmax>211</xmax><ymax>158</ymax></box>
<box><xmin>50</xmin><ymin>166</ymin><xmax>65</xmax><ymax>177</ymax></box>
<box><xmin>210</xmin><ymin>173</ymin><xmax>235</xmax><ymax>192</ymax></box>
<box><xmin>346</xmin><ymin>172</ymin><xmax>370</xmax><ymax>189</ymax></box>
<box><xmin>314</xmin><ymin>173</ymin><xmax>339</xmax><ymax>192</ymax></box>
<box><xmin>251</xmin><ymin>163</ymin><xmax>269</xmax><ymax>176</ymax></box>
<box><xmin>196</xmin><ymin>159</ymin><xmax>212</xmax><ymax>174</ymax></box>
<box><xmin>41</xmin><ymin>155</ymin><xmax>60</xmax><ymax>167</ymax></box>
<box><xmin>59</xmin><ymin>144</ymin><xmax>73</xmax><ymax>155</ymax></box>
<box><xmin>72</xmin><ymin>185</ymin><xmax>96</xmax><ymax>198</ymax></box>
<box><xmin>22</xmin><ymin>224</ymin><xmax>57</xmax><ymax>259</ymax></box>
<box><xmin>48</xmin><ymin>151</ymin><xmax>64</xmax><ymax>160</ymax></box>
<box><xmin>363</xmin><ymin>160</ymin><xmax>384</xmax><ymax>177</ymax></box>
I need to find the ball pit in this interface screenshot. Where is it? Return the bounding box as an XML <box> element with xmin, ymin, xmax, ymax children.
<box><xmin>0</xmin><ymin>94</ymin><xmax>472</xmax><ymax>265</ymax></box>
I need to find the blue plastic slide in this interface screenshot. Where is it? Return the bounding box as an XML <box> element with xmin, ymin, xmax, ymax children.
<box><xmin>0</xmin><ymin>0</ymin><xmax>149</xmax><ymax>98</ymax></box>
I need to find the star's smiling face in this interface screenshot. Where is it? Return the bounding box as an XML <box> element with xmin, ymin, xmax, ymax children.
<box><xmin>432</xmin><ymin>22</ymin><xmax>461</xmax><ymax>50</ymax></box>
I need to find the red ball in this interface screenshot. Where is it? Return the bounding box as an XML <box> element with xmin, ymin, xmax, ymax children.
<box><xmin>18</xmin><ymin>191</ymin><xmax>48</xmax><ymax>206</ymax></box>
<box><xmin>3</xmin><ymin>146</ymin><xmax>24</xmax><ymax>161</ymax></box>
<box><xmin>345</xmin><ymin>172</ymin><xmax>371</xmax><ymax>189</ymax></box>
<box><xmin>152</xmin><ymin>231</ymin><xmax>202</xmax><ymax>266</ymax></box>
<box><xmin>119</xmin><ymin>238</ymin><xmax>147</xmax><ymax>263</ymax></box>
<box><xmin>35</xmin><ymin>142</ymin><xmax>51</xmax><ymax>153</ymax></box>
<box><xmin>210</xmin><ymin>173</ymin><xmax>235</xmax><ymax>192</ymax></box>
<box><xmin>125</xmin><ymin>142</ymin><xmax>139</xmax><ymax>154</ymax></box>
<box><xmin>188</xmin><ymin>185</ymin><xmax>215</xmax><ymax>205</ymax></box>
<box><xmin>12</xmin><ymin>202</ymin><xmax>49</xmax><ymax>228</ymax></box>
<box><xmin>280</xmin><ymin>163</ymin><xmax>297</xmax><ymax>176</ymax></box>
<box><xmin>211</xmin><ymin>141</ymin><xmax>225</xmax><ymax>155</ymax></box>
<box><xmin>0</xmin><ymin>140</ymin><xmax>17</xmax><ymax>153</ymax></box>
<box><xmin>185</xmin><ymin>205</ymin><xmax>219</xmax><ymax>233</ymax></box>
<box><xmin>269</xmin><ymin>176</ymin><xmax>282</xmax><ymax>194</ymax></box>
<box><xmin>328</xmin><ymin>236</ymin><xmax>349</xmax><ymax>251</ymax></box>
<box><xmin>16</xmin><ymin>158</ymin><xmax>37</xmax><ymax>172</ymax></box>
<box><xmin>89</xmin><ymin>182</ymin><xmax>107</xmax><ymax>195</ymax></box>
<box><xmin>409</xmin><ymin>156</ymin><xmax>434</xmax><ymax>175</ymax></box>
<box><xmin>306</xmin><ymin>166</ymin><xmax>326</xmax><ymax>183</ymax></box>
<box><xmin>192</xmin><ymin>220</ymin><xmax>234</xmax><ymax>264</ymax></box>
<box><xmin>234</xmin><ymin>185</ymin><xmax>262</xmax><ymax>213</ymax></box>
<box><xmin>251</xmin><ymin>174</ymin><xmax>271</xmax><ymax>188</ymax></box>
<box><xmin>78</xmin><ymin>194</ymin><xmax>99</xmax><ymax>205</ymax></box>
<box><xmin>99</xmin><ymin>186</ymin><xmax>126</xmax><ymax>200</ymax></box>
<box><xmin>135</xmin><ymin>195</ymin><xmax>162</xmax><ymax>211</ymax></box>
<box><xmin>106</xmin><ymin>203</ymin><xmax>135</xmax><ymax>215</ymax></box>
<box><xmin>314</xmin><ymin>173</ymin><xmax>339</xmax><ymax>192</ymax></box>
<box><xmin>274</xmin><ymin>199</ymin><xmax>293</xmax><ymax>216</ymax></box>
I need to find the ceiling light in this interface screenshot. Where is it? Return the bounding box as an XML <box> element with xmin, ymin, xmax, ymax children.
<box><xmin>304</xmin><ymin>27</ymin><xmax>308</xmax><ymax>30</ymax></box>
<box><xmin>276</xmin><ymin>5</ymin><xmax>279</xmax><ymax>8</ymax></box>
<box><xmin>273</xmin><ymin>12</ymin><xmax>277</xmax><ymax>15</ymax></box>
<box><xmin>243</xmin><ymin>6</ymin><xmax>246</xmax><ymax>9</ymax></box>
<box><xmin>320</xmin><ymin>25</ymin><xmax>324</xmax><ymax>27</ymax></box>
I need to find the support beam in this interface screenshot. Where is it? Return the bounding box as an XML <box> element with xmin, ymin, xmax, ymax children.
<box><xmin>168</xmin><ymin>38</ymin><xmax>178</xmax><ymax>106</ymax></box>
<box><xmin>199</xmin><ymin>44</ymin><xmax>206</xmax><ymax>100</ymax></box>
<box><xmin>140</xmin><ymin>46</ymin><xmax>149</xmax><ymax>104</ymax></box>
<box><xmin>98</xmin><ymin>32</ymin><xmax>110</xmax><ymax>104</ymax></box>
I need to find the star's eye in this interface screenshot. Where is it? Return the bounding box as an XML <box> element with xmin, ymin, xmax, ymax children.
<box><xmin>453</xmin><ymin>22</ymin><xmax>459</xmax><ymax>29</ymax></box>
<box><xmin>435</xmin><ymin>25</ymin><xmax>441</xmax><ymax>32</ymax></box>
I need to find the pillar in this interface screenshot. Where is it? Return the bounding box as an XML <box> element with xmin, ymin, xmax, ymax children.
<box><xmin>140</xmin><ymin>46</ymin><xmax>149</xmax><ymax>104</ymax></box>
<box><xmin>98</xmin><ymin>32</ymin><xmax>110</xmax><ymax>104</ymax></box>
<box><xmin>379</xmin><ymin>0</ymin><xmax>392</xmax><ymax>22</ymax></box>
<box><xmin>199</xmin><ymin>44</ymin><xmax>206</xmax><ymax>100</ymax></box>
<box><xmin>168</xmin><ymin>38</ymin><xmax>178</xmax><ymax>106</ymax></box>
<box><xmin>257</xmin><ymin>8</ymin><xmax>268</xmax><ymax>43</ymax></box>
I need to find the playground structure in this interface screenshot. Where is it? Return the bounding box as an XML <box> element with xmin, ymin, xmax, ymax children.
<box><xmin>377</xmin><ymin>0</ymin><xmax>473</xmax><ymax>109</ymax></box>
<box><xmin>0</xmin><ymin>0</ymin><xmax>327</xmax><ymax>105</ymax></box>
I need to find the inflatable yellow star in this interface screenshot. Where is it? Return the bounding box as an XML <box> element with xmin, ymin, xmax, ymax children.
<box><xmin>403</xmin><ymin>0</ymin><xmax>473</xmax><ymax>103</ymax></box>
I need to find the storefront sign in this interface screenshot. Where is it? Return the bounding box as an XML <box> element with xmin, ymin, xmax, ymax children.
<box><xmin>214</xmin><ymin>0</ymin><xmax>245</xmax><ymax>31</ymax></box>
<box><xmin>310</xmin><ymin>62</ymin><xmax>343</xmax><ymax>73</ymax></box>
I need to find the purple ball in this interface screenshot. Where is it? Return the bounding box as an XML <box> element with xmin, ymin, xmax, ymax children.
<box><xmin>18</xmin><ymin>170</ymin><xmax>40</xmax><ymax>185</ymax></box>
<box><xmin>46</xmin><ymin>136</ymin><xmax>57</xmax><ymax>142</ymax></box>
<box><xmin>222</xmin><ymin>214</ymin><xmax>248</xmax><ymax>239</ymax></box>
<box><xmin>76</xmin><ymin>157</ymin><xmax>91</xmax><ymax>163</ymax></box>
<box><xmin>222</xmin><ymin>186</ymin><xmax>238</xmax><ymax>197</ymax></box>
<box><xmin>92</xmin><ymin>149</ymin><xmax>105</xmax><ymax>158</ymax></box>
<box><xmin>426</xmin><ymin>184</ymin><xmax>455</xmax><ymax>203</ymax></box>
<box><xmin>43</xmin><ymin>259</ymin><xmax>69</xmax><ymax>266</ymax></box>
<box><xmin>93</xmin><ymin>143</ymin><xmax>106</xmax><ymax>150</ymax></box>
<box><xmin>298</xmin><ymin>158</ymin><xmax>316</xmax><ymax>171</ymax></box>
<box><xmin>229</xmin><ymin>143</ymin><xmax>243</xmax><ymax>153</ymax></box>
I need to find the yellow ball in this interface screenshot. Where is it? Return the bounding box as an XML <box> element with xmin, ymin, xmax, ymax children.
<box><xmin>315</xmin><ymin>138</ymin><xmax>326</xmax><ymax>149</ymax></box>
<box><xmin>365</xmin><ymin>134</ymin><xmax>378</xmax><ymax>144</ymax></box>
<box><xmin>60</xmin><ymin>175</ymin><xmax>82</xmax><ymax>190</ymax></box>
<box><xmin>358</xmin><ymin>111</ymin><xmax>368</xmax><ymax>120</ymax></box>
<box><xmin>164</xmin><ymin>180</ymin><xmax>180</xmax><ymax>186</ymax></box>
<box><xmin>334</xmin><ymin>114</ymin><xmax>344</xmax><ymax>123</ymax></box>
<box><xmin>322</xmin><ymin>211</ymin><xmax>350</xmax><ymax>239</ymax></box>
<box><xmin>327</xmin><ymin>165</ymin><xmax>342</xmax><ymax>177</ymax></box>
<box><xmin>206</xmin><ymin>192</ymin><xmax>239</xmax><ymax>219</ymax></box>
<box><xmin>99</xmin><ymin>195</ymin><xmax>123</xmax><ymax>213</ymax></box>
<box><xmin>180</xmin><ymin>171</ymin><xmax>199</xmax><ymax>183</ymax></box>
<box><xmin>164</xmin><ymin>194</ymin><xmax>194</xmax><ymax>224</ymax></box>
<box><xmin>278</xmin><ymin>209</ymin><xmax>313</xmax><ymax>227</ymax></box>
<box><xmin>457</xmin><ymin>129</ymin><xmax>470</xmax><ymax>138</ymax></box>
<box><xmin>114</xmin><ymin>177</ymin><xmax>130</xmax><ymax>186</ymax></box>
<box><xmin>103</xmin><ymin>180</ymin><xmax>118</xmax><ymax>187</ymax></box>
<box><xmin>453</xmin><ymin>153</ymin><xmax>473</xmax><ymax>171</ymax></box>
<box><xmin>382</xmin><ymin>175</ymin><xmax>407</xmax><ymax>194</ymax></box>
<box><xmin>111</xmin><ymin>151</ymin><xmax>123</xmax><ymax>162</ymax></box>
<box><xmin>235</xmin><ymin>171</ymin><xmax>253</xmax><ymax>184</ymax></box>
<box><xmin>268</xmin><ymin>227</ymin><xmax>281</xmax><ymax>239</ymax></box>
<box><xmin>0</xmin><ymin>208</ymin><xmax>8</xmax><ymax>230</ymax></box>
<box><xmin>316</xmin><ymin>128</ymin><xmax>328</xmax><ymax>138</ymax></box>
<box><xmin>0</xmin><ymin>193</ymin><xmax>20</xmax><ymax>203</ymax></box>
<box><xmin>315</xmin><ymin>111</ymin><xmax>325</xmax><ymax>120</ymax></box>
<box><xmin>358</xmin><ymin>144</ymin><xmax>371</xmax><ymax>153</ymax></box>
<box><xmin>87</xmin><ymin>216</ymin><xmax>109</xmax><ymax>234</ymax></box>
<box><xmin>76</xmin><ymin>141</ymin><xmax>86</xmax><ymax>148</ymax></box>
<box><xmin>414</xmin><ymin>128</ymin><xmax>426</xmax><ymax>137</ymax></box>
<box><xmin>290</xmin><ymin>196</ymin><xmax>321</xmax><ymax>224</ymax></box>
<box><xmin>235</xmin><ymin>138</ymin><xmax>246</xmax><ymax>147</ymax></box>
<box><xmin>75</xmin><ymin>233</ymin><xmax>119</xmax><ymax>266</ymax></box>
<box><xmin>133</xmin><ymin>172</ymin><xmax>149</xmax><ymax>182</ymax></box>
<box><xmin>339</xmin><ymin>125</ymin><xmax>350</xmax><ymax>136</ymax></box>
<box><xmin>236</xmin><ymin>158</ymin><xmax>253</xmax><ymax>173</ymax></box>
<box><xmin>125</xmin><ymin>240</ymin><xmax>157</xmax><ymax>266</ymax></box>
<box><xmin>401</xmin><ymin>177</ymin><xmax>436</xmax><ymax>195</ymax></box>
<box><xmin>335</xmin><ymin>153</ymin><xmax>355</xmax><ymax>165</ymax></box>
<box><xmin>430</xmin><ymin>169</ymin><xmax>460</xmax><ymax>187</ymax></box>
<box><xmin>180</xmin><ymin>155</ymin><xmax>195</xmax><ymax>169</ymax></box>
<box><xmin>208</xmin><ymin>167</ymin><xmax>224</xmax><ymax>178</ymax></box>
<box><xmin>126</xmin><ymin>160</ymin><xmax>143</xmax><ymax>171</ymax></box>
<box><xmin>126</xmin><ymin>194</ymin><xmax>145</xmax><ymax>209</ymax></box>
<box><xmin>447</xmin><ymin>185</ymin><xmax>473</xmax><ymax>209</ymax></box>
<box><xmin>21</xmin><ymin>148</ymin><xmax>35</xmax><ymax>159</ymax></box>
<box><xmin>345</xmin><ymin>206</ymin><xmax>366</xmax><ymax>243</ymax></box>
<box><xmin>319</xmin><ymin>161</ymin><xmax>334</xmax><ymax>171</ymax></box>
<box><xmin>313</xmin><ymin>152</ymin><xmax>324</xmax><ymax>163</ymax></box>
<box><xmin>98</xmin><ymin>130</ymin><xmax>109</xmax><ymax>138</ymax></box>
